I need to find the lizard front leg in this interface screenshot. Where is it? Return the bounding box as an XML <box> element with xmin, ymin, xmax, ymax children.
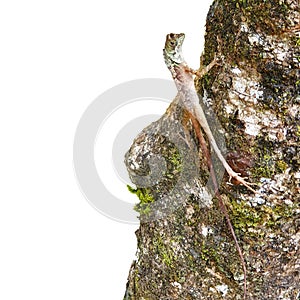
<box><xmin>185</xmin><ymin>53</ymin><xmax>222</xmax><ymax>78</ymax></box>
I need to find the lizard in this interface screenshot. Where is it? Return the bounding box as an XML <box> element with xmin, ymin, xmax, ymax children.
<box><xmin>163</xmin><ymin>33</ymin><xmax>256</xmax><ymax>194</ymax></box>
<box><xmin>163</xmin><ymin>33</ymin><xmax>249</xmax><ymax>299</ymax></box>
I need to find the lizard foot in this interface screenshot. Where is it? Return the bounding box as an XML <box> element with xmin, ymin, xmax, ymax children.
<box><xmin>227</xmin><ymin>172</ymin><xmax>257</xmax><ymax>194</ymax></box>
<box><xmin>185</xmin><ymin>53</ymin><xmax>223</xmax><ymax>78</ymax></box>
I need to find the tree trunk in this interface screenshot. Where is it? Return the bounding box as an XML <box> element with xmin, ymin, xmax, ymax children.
<box><xmin>124</xmin><ymin>1</ymin><xmax>300</xmax><ymax>299</ymax></box>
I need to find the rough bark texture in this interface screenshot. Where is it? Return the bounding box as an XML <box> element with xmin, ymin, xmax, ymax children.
<box><xmin>124</xmin><ymin>1</ymin><xmax>300</xmax><ymax>299</ymax></box>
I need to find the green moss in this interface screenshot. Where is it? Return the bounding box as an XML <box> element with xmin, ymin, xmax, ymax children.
<box><xmin>230</xmin><ymin>200</ymin><xmax>262</xmax><ymax>233</ymax></box>
<box><xmin>169</xmin><ymin>152</ymin><xmax>182</xmax><ymax>170</ymax></box>
<box><xmin>127</xmin><ymin>185</ymin><xmax>155</xmax><ymax>215</ymax></box>
<box><xmin>275</xmin><ymin>160</ymin><xmax>288</xmax><ymax>173</ymax></box>
<box><xmin>253</xmin><ymin>154</ymin><xmax>275</xmax><ymax>178</ymax></box>
<box><xmin>229</xmin><ymin>197</ymin><xmax>296</xmax><ymax>236</ymax></box>
<box><xmin>250</xmin><ymin>137</ymin><xmax>278</xmax><ymax>179</ymax></box>
<box><xmin>200</xmin><ymin>241</ymin><xmax>221</xmax><ymax>265</ymax></box>
<box><xmin>153</xmin><ymin>235</ymin><xmax>176</xmax><ymax>268</ymax></box>
<box><xmin>127</xmin><ymin>185</ymin><xmax>155</xmax><ymax>203</ymax></box>
<box><xmin>296</xmin><ymin>125</ymin><xmax>300</xmax><ymax>137</ymax></box>
<box><xmin>164</xmin><ymin>148</ymin><xmax>182</xmax><ymax>180</ymax></box>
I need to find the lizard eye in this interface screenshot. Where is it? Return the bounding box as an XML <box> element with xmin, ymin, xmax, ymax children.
<box><xmin>169</xmin><ymin>41</ymin><xmax>175</xmax><ymax>46</ymax></box>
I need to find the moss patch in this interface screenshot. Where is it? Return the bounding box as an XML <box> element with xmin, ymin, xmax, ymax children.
<box><xmin>127</xmin><ymin>185</ymin><xmax>155</xmax><ymax>216</ymax></box>
<box><xmin>229</xmin><ymin>197</ymin><xmax>296</xmax><ymax>237</ymax></box>
<box><xmin>153</xmin><ymin>235</ymin><xmax>176</xmax><ymax>268</ymax></box>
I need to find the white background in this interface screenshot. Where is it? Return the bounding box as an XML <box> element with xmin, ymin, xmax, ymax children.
<box><xmin>0</xmin><ymin>1</ymin><xmax>212</xmax><ymax>299</ymax></box>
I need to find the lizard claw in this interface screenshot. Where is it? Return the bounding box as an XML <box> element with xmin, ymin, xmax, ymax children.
<box><xmin>228</xmin><ymin>172</ymin><xmax>258</xmax><ymax>194</ymax></box>
<box><xmin>227</xmin><ymin>172</ymin><xmax>243</xmax><ymax>183</ymax></box>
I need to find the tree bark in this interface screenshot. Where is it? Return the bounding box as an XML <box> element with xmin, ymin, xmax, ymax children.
<box><xmin>124</xmin><ymin>1</ymin><xmax>300</xmax><ymax>299</ymax></box>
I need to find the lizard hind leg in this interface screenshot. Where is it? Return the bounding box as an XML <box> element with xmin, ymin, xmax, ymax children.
<box><xmin>186</xmin><ymin>54</ymin><xmax>222</xmax><ymax>78</ymax></box>
<box><xmin>227</xmin><ymin>170</ymin><xmax>258</xmax><ymax>194</ymax></box>
<box><xmin>207</xmin><ymin>137</ymin><xmax>258</xmax><ymax>194</ymax></box>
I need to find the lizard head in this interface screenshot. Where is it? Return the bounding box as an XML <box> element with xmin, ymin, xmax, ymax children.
<box><xmin>163</xmin><ymin>33</ymin><xmax>185</xmax><ymax>66</ymax></box>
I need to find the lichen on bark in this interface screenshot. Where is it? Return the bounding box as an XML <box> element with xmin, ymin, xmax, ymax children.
<box><xmin>124</xmin><ymin>1</ymin><xmax>300</xmax><ymax>299</ymax></box>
